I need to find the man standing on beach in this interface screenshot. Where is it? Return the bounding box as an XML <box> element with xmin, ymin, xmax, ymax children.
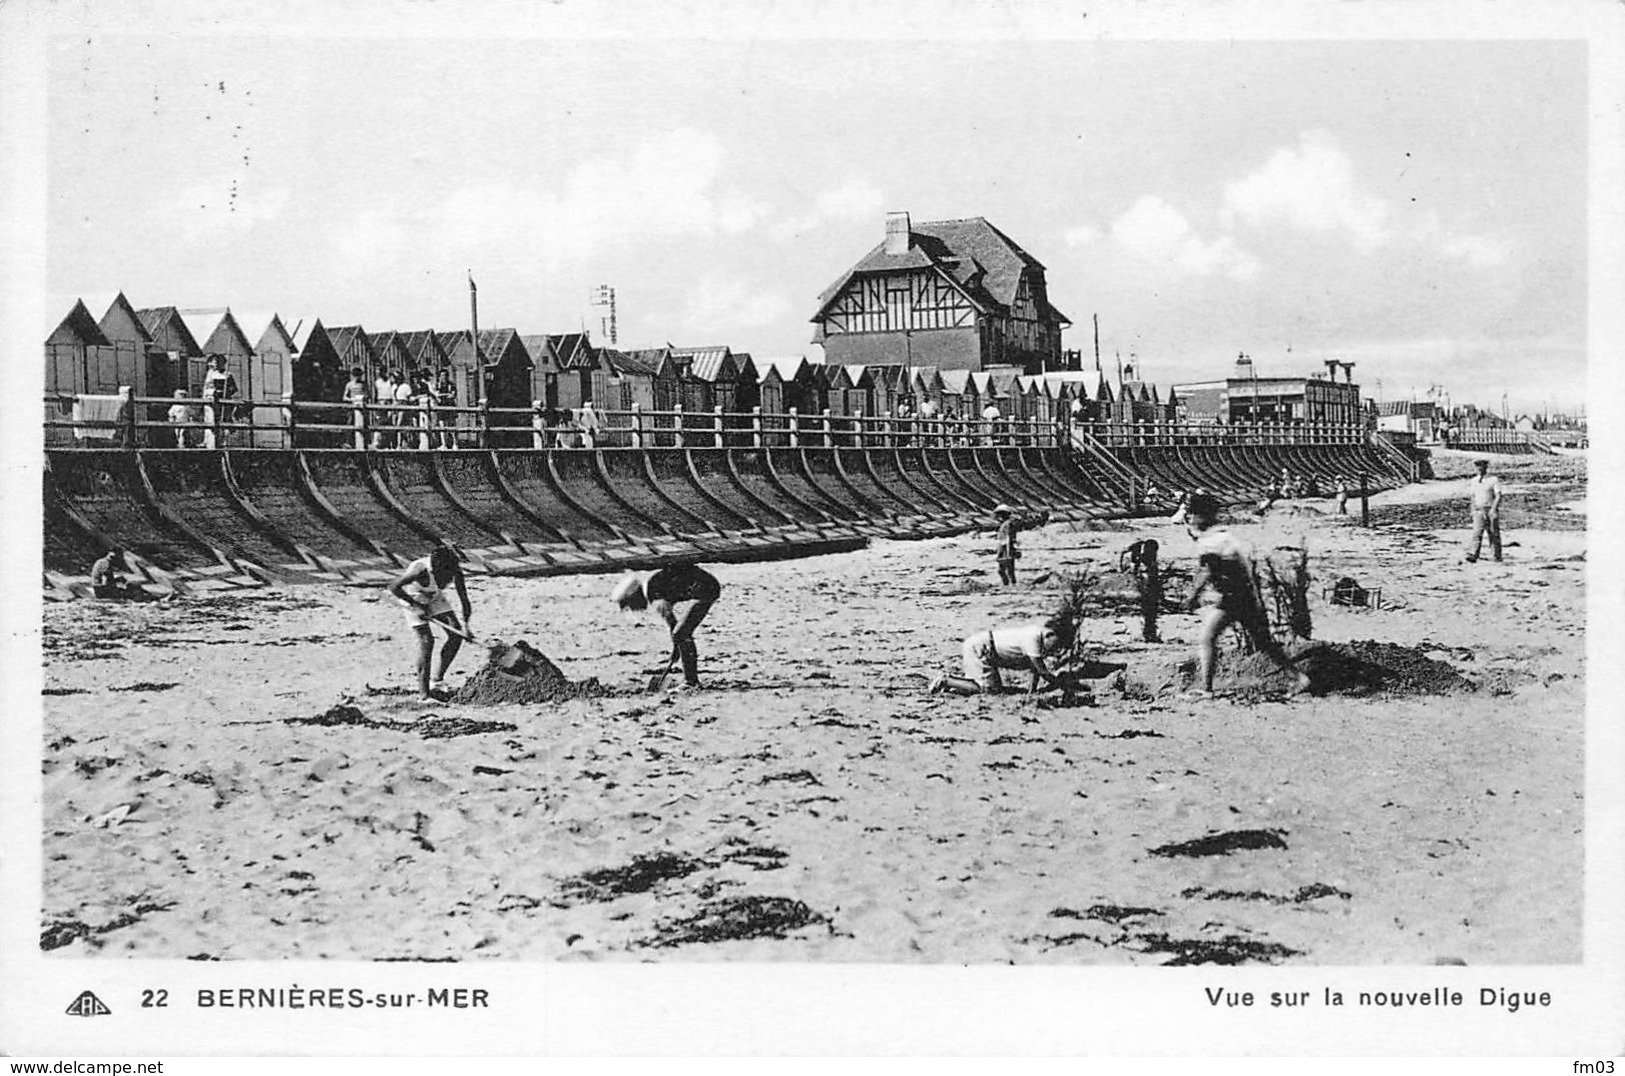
<box><xmin>1465</xmin><ymin>458</ymin><xmax>1503</xmax><ymax>563</ymax></box>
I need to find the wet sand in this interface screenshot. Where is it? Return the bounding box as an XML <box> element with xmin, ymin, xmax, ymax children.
<box><xmin>39</xmin><ymin>451</ymin><xmax>1585</xmax><ymax>964</ymax></box>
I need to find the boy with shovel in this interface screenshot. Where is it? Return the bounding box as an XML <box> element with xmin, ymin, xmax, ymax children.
<box><xmin>388</xmin><ymin>545</ymin><xmax>473</xmax><ymax>700</ymax></box>
<box><xmin>612</xmin><ymin>564</ymin><xmax>722</xmax><ymax>690</ymax></box>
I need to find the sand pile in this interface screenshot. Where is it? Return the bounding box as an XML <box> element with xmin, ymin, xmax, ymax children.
<box><xmin>450</xmin><ymin>640</ymin><xmax>605</xmax><ymax>706</ymax></box>
<box><xmin>1121</xmin><ymin>639</ymin><xmax>1478</xmax><ymax>698</ymax></box>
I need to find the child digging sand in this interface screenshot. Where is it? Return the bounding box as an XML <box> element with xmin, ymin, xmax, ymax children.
<box><xmin>387</xmin><ymin>545</ymin><xmax>473</xmax><ymax>700</ymax></box>
<box><xmin>1184</xmin><ymin>492</ymin><xmax>1310</xmax><ymax>698</ymax></box>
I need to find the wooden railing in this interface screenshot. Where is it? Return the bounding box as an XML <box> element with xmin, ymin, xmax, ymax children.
<box><xmin>42</xmin><ymin>392</ymin><xmax>1070</xmax><ymax>451</ymax></box>
<box><xmin>1076</xmin><ymin>421</ymin><xmax>1372</xmax><ymax>447</ymax></box>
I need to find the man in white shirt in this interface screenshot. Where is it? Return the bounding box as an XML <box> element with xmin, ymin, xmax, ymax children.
<box><xmin>391</xmin><ymin>369</ymin><xmax>415</xmax><ymax>450</ymax></box>
<box><xmin>372</xmin><ymin>370</ymin><xmax>393</xmax><ymax>448</ymax></box>
<box><xmin>931</xmin><ymin>614</ymin><xmax>1076</xmax><ymax>696</ymax></box>
<box><xmin>1465</xmin><ymin>458</ymin><xmax>1503</xmax><ymax>563</ymax></box>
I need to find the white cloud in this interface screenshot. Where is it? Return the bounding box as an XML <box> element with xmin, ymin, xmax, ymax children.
<box><xmin>682</xmin><ymin>276</ymin><xmax>794</xmax><ymax>332</ymax></box>
<box><xmin>815</xmin><ymin>177</ymin><xmax>885</xmax><ymax>220</ymax></box>
<box><xmin>1109</xmin><ymin>195</ymin><xmax>1260</xmax><ymax>281</ymax></box>
<box><xmin>770</xmin><ymin>177</ymin><xmax>885</xmax><ymax>242</ymax></box>
<box><xmin>1062</xmin><ymin>223</ymin><xmax>1100</xmax><ymax>248</ymax></box>
<box><xmin>429</xmin><ymin>128</ymin><xmax>763</xmax><ymax>263</ymax></box>
<box><xmin>1222</xmin><ymin>130</ymin><xmax>1392</xmax><ymax>253</ymax></box>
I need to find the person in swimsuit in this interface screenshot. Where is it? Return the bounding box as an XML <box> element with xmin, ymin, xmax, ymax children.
<box><xmin>994</xmin><ymin>504</ymin><xmax>1020</xmax><ymax>585</ymax></box>
<box><xmin>612</xmin><ymin>564</ymin><xmax>722</xmax><ymax>688</ymax></box>
<box><xmin>1185</xmin><ymin>493</ymin><xmax>1308</xmax><ymax>697</ymax></box>
<box><xmin>387</xmin><ymin>545</ymin><xmax>472</xmax><ymax>700</ymax></box>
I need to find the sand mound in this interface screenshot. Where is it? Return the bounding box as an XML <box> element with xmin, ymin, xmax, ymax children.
<box><xmin>1122</xmin><ymin>639</ymin><xmax>1478</xmax><ymax>698</ymax></box>
<box><xmin>450</xmin><ymin>641</ymin><xmax>605</xmax><ymax>706</ymax></box>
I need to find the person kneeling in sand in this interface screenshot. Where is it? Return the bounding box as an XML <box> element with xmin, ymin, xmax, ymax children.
<box><xmin>89</xmin><ymin>547</ymin><xmax>159</xmax><ymax>601</ymax></box>
<box><xmin>388</xmin><ymin>545</ymin><xmax>472</xmax><ymax>700</ymax></box>
<box><xmin>931</xmin><ymin>614</ymin><xmax>1078</xmax><ymax>696</ymax></box>
<box><xmin>612</xmin><ymin>564</ymin><xmax>722</xmax><ymax>689</ymax></box>
<box><xmin>1184</xmin><ymin>493</ymin><xmax>1308</xmax><ymax>698</ymax></box>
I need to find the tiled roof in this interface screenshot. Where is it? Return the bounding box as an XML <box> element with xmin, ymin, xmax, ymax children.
<box><xmin>673</xmin><ymin>345</ymin><xmax>735</xmax><ymax>382</ymax></box>
<box><xmin>814</xmin><ymin>216</ymin><xmax>1061</xmax><ymax>322</ymax></box>
<box><xmin>369</xmin><ymin>331</ymin><xmax>412</xmax><ymax>371</ymax></box>
<box><xmin>136</xmin><ymin>307</ymin><xmax>205</xmax><ymax>357</ymax></box>
<box><xmin>607</xmin><ymin>349</ymin><xmax>665</xmax><ymax>378</ymax></box>
<box><xmin>477</xmin><ymin>329</ymin><xmax>532</xmax><ymax>369</ymax></box>
<box><xmin>400</xmin><ymin>330</ymin><xmax>448</xmax><ymax>367</ymax></box>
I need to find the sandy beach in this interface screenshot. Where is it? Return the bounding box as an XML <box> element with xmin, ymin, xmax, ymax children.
<box><xmin>39</xmin><ymin>451</ymin><xmax>1585</xmax><ymax>965</ymax></box>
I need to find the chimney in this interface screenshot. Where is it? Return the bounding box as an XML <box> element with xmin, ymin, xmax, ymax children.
<box><xmin>884</xmin><ymin>211</ymin><xmax>911</xmax><ymax>255</ymax></box>
<box><xmin>1323</xmin><ymin>359</ymin><xmax>1339</xmax><ymax>381</ymax></box>
<box><xmin>1234</xmin><ymin>352</ymin><xmax>1253</xmax><ymax>379</ymax></box>
<box><xmin>1341</xmin><ymin>361</ymin><xmax>1356</xmax><ymax>384</ymax></box>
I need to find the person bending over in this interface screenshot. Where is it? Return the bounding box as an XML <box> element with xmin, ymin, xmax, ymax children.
<box><xmin>1184</xmin><ymin>493</ymin><xmax>1308</xmax><ymax>698</ymax></box>
<box><xmin>932</xmin><ymin>613</ymin><xmax>1077</xmax><ymax>696</ymax></box>
<box><xmin>388</xmin><ymin>545</ymin><xmax>472</xmax><ymax>700</ymax></box>
<box><xmin>613</xmin><ymin>564</ymin><xmax>722</xmax><ymax>688</ymax></box>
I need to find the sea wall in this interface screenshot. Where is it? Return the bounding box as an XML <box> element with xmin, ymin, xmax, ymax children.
<box><xmin>43</xmin><ymin>440</ymin><xmax>1415</xmax><ymax>593</ymax></box>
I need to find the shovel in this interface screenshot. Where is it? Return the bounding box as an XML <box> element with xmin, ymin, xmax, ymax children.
<box><xmin>647</xmin><ymin>644</ymin><xmax>681</xmax><ymax>693</ymax></box>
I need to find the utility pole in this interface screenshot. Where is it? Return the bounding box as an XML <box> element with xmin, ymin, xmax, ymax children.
<box><xmin>468</xmin><ymin>271</ymin><xmax>482</xmax><ymax>406</ymax></box>
<box><xmin>590</xmin><ymin>285</ymin><xmax>617</xmax><ymax>345</ymax></box>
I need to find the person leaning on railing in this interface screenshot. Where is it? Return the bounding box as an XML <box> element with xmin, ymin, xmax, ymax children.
<box><xmin>342</xmin><ymin>367</ymin><xmax>368</xmax><ymax>450</ymax></box>
<box><xmin>167</xmin><ymin>390</ymin><xmax>195</xmax><ymax>448</ymax></box>
<box><xmin>201</xmin><ymin>355</ymin><xmax>238</xmax><ymax>449</ymax></box>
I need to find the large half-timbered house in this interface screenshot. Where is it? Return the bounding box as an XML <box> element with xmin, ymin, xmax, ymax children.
<box><xmin>810</xmin><ymin>212</ymin><xmax>1073</xmax><ymax>374</ymax></box>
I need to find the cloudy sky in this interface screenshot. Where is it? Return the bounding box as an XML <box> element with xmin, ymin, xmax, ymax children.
<box><xmin>42</xmin><ymin>19</ymin><xmax>1590</xmax><ymax>414</ymax></box>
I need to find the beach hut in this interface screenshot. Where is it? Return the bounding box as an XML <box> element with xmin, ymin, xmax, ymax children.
<box><xmin>290</xmin><ymin>320</ymin><xmax>343</xmax><ymax>400</ymax></box>
<box><xmin>907</xmin><ymin>365</ymin><xmax>944</xmax><ymax>417</ymax></box>
<box><xmin>520</xmin><ymin>334</ymin><xmax>559</xmax><ymax>409</ymax></box>
<box><xmin>547</xmin><ymin>333</ymin><xmax>593</xmax><ymax>409</ymax></box>
<box><xmin>45</xmin><ymin>298</ymin><xmax>118</xmax><ymax>444</ymax></box>
<box><xmin>476</xmin><ymin>329</ymin><xmax>536</xmax><ymax>444</ymax></box>
<box><xmin>758</xmin><ymin>356</ymin><xmax>819</xmax><ymax>417</ymax></box>
<box><xmin>368</xmin><ymin>330</ymin><xmax>413</xmax><ymax>380</ymax></box>
<box><xmin>670</xmin><ymin>345</ymin><xmax>739</xmax><ymax>415</ymax></box>
<box><xmin>135</xmin><ymin>305</ymin><xmax>206</xmax><ymax>402</ymax></box>
<box><xmin>236</xmin><ymin>311</ymin><xmax>299</xmax><ymax>446</ymax></box>
<box><xmin>939</xmin><ymin>368</ymin><xmax>977</xmax><ymax>421</ymax></box>
<box><xmin>96</xmin><ymin>294</ymin><xmax>171</xmax><ymax>399</ymax></box>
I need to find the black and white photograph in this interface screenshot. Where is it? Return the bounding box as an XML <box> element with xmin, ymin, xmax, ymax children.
<box><xmin>4</xmin><ymin>0</ymin><xmax>1622</xmax><ymax>1060</ymax></box>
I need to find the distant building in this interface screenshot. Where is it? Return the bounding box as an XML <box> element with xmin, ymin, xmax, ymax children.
<box><xmin>810</xmin><ymin>212</ymin><xmax>1072</xmax><ymax>373</ymax></box>
<box><xmin>1375</xmin><ymin>399</ymin><xmax>1438</xmax><ymax>441</ymax></box>
<box><xmin>1173</xmin><ymin>356</ymin><xmax>1362</xmax><ymax>426</ymax></box>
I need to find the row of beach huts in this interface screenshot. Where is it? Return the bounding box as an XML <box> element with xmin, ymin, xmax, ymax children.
<box><xmin>45</xmin><ymin>293</ymin><xmax>1185</xmax><ymax>446</ymax></box>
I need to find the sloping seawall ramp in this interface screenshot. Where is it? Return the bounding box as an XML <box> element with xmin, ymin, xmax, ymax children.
<box><xmin>52</xmin><ymin>442</ymin><xmax>1330</xmax><ymax>590</ymax></box>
